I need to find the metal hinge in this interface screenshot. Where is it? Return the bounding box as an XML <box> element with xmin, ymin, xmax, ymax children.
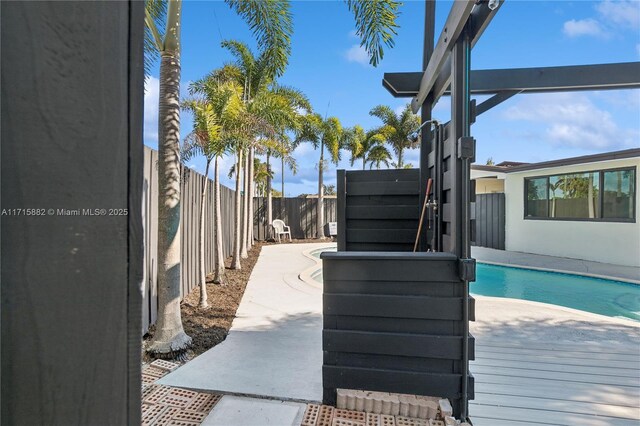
<box><xmin>457</xmin><ymin>136</ymin><xmax>476</xmax><ymax>160</ymax></box>
<box><xmin>459</xmin><ymin>258</ymin><xmax>476</xmax><ymax>282</ymax></box>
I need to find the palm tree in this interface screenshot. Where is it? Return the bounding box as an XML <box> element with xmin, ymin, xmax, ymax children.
<box><xmin>208</xmin><ymin>40</ymin><xmax>310</xmax><ymax>260</ymax></box>
<box><xmin>182</xmin><ymin>81</ymin><xmax>245</xmax><ymax>307</ymax></box>
<box><xmin>143</xmin><ymin>0</ymin><xmax>401</xmax><ymax>356</ymax></box>
<box><xmin>144</xmin><ymin>0</ymin><xmax>192</xmax><ymax>356</ymax></box>
<box><xmin>369</xmin><ymin>104</ymin><xmax>420</xmax><ymax>169</ymax></box>
<box><xmin>263</xmin><ymin>135</ymin><xmax>298</xmax><ymax>232</ymax></box>
<box><xmin>348</xmin><ymin>125</ymin><xmax>391</xmax><ymax>170</ymax></box>
<box><xmin>367</xmin><ymin>143</ymin><xmax>393</xmax><ymax>169</ymax></box>
<box><xmin>295</xmin><ymin>113</ymin><xmax>348</xmax><ymax>239</ymax></box>
<box><xmin>144</xmin><ymin>0</ymin><xmax>294</xmax><ymax>357</ymax></box>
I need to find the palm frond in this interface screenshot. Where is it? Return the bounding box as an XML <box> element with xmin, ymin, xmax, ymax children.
<box><xmin>225</xmin><ymin>0</ymin><xmax>293</xmax><ymax>77</ymax></box>
<box><xmin>221</xmin><ymin>40</ymin><xmax>256</xmax><ymax>78</ymax></box>
<box><xmin>345</xmin><ymin>0</ymin><xmax>400</xmax><ymax>67</ymax></box>
<box><xmin>144</xmin><ymin>0</ymin><xmax>167</xmax><ymax>77</ymax></box>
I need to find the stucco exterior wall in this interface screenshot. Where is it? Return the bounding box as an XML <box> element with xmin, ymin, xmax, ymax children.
<box><xmin>504</xmin><ymin>157</ymin><xmax>640</xmax><ymax>267</ymax></box>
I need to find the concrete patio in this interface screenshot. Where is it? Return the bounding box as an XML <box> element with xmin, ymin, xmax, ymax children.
<box><xmin>159</xmin><ymin>243</ymin><xmax>640</xmax><ymax>425</ymax></box>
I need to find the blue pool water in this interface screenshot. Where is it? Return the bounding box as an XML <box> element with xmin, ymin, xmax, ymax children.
<box><xmin>473</xmin><ymin>263</ymin><xmax>640</xmax><ymax>321</ymax></box>
<box><xmin>310</xmin><ymin>248</ymin><xmax>640</xmax><ymax>321</ymax></box>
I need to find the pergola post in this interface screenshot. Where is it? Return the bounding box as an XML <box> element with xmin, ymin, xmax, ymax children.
<box><xmin>419</xmin><ymin>0</ymin><xmax>436</xmax><ymax>251</ymax></box>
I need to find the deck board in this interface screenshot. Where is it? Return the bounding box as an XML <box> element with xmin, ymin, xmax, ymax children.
<box><xmin>470</xmin><ymin>340</ymin><xmax>640</xmax><ymax>425</ymax></box>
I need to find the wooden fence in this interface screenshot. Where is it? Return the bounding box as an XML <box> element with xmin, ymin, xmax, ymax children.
<box><xmin>253</xmin><ymin>197</ymin><xmax>337</xmax><ymax>240</ymax></box>
<box><xmin>472</xmin><ymin>193</ymin><xmax>505</xmax><ymax>250</ymax></box>
<box><xmin>142</xmin><ymin>147</ymin><xmax>236</xmax><ymax>334</ymax></box>
<box><xmin>142</xmin><ymin>147</ymin><xmax>338</xmax><ymax>333</ymax></box>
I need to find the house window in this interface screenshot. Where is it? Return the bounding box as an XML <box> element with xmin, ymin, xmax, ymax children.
<box><xmin>524</xmin><ymin>167</ymin><xmax>636</xmax><ymax>222</ymax></box>
<box><xmin>603</xmin><ymin>169</ymin><xmax>635</xmax><ymax>219</ymax></box>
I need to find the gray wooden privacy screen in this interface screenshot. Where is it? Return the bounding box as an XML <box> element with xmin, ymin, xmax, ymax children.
<box><xmin>1</xmin><ymin>1</ymin><xmax>144</xmax><ymax>424</ymax></box>
<box><xmin>326</xmin><ymin>169</ymin><xmax>475</xmax><ymax>418</ymax></box>
<box><xmin>336</xmin><ymin>169</ymin><xmax>421</xmax><ymax>251</ymax></box>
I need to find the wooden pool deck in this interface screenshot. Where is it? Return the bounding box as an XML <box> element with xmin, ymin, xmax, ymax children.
<box><xmin>470</xmin><ymin>339</ymin><xmax>640</xmax><ymax>425</ymax></box>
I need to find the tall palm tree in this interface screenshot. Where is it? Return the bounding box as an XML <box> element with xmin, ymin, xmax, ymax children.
<box><xmin>209</xmin><ymin>40</ymin><xmax>309</xmax><ymax>260</ymax></box>
<box><xmin>182</xmin><ymin>81</ymin><xmax>244</xmax><ymax>307</ymax></box>
<box><xmin>369</xmin><ymin>104</ymin><xmax>420</xmax><ymax>169</ymax></box>
<box><xmin>367</xmin><ymin>143</ymin><xmax>393</xmax><ymax>169</ymax></box>
<box><xmin>259</xmin><ymin>135</ymin><xmax>298</xmax><ymax>237</ymax></box>
<box><xmin>348</xmin><ymin>125</ymin><xmax>390</xmax><ymax>170</ymax></box>
<box><xmin>144</xmin><ymin>0</ymin><xmax>294</xmax><ymax>357</ymax></box>
<box><xmin>143</xmin><ymin>0</ymin><xmax>401</xmax><ymax>356</ymax></box>
<box><xmin>295</xmin><ymin>113</ymin><xmax>348</xmax><ymax>239</ymax></box>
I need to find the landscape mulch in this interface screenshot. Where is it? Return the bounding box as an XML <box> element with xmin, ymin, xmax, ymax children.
<box><xmin>143</xmin><ymin>238</ymin><xmax>331</xmax><ymax>363</ymax></box>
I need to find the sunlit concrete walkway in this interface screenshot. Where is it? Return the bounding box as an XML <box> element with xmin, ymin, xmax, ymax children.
<box><xmin>158</xmin><ymin>243</ymin><xmax>333</xmax><ymax>405</ymax></box>
<box><xmin>159</xmin><ymin>243</ymin><xmax>639</xmax><ymax>426</ymax></box>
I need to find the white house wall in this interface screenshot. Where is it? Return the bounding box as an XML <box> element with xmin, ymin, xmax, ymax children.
<box><xmin>504</xmin><ymin>157</ymin><xmax>640</xmax><ymax>267</ymax></box>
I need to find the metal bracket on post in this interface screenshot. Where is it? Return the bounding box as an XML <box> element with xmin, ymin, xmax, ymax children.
<box><xmin>458</xmin><ymin>258</ymin><xmax>476</xmax><ymax>282</ymax></box>
<box><xmin>457</xmin><ymin>136</ymin><xmax>476</xmax><ymax>161</ymax></box>
<box><xmin>470</xmin><ymin>99</ymin><xmax>477</xmax><ymax>124</ymax></box>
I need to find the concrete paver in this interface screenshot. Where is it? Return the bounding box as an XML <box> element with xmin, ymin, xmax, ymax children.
<box><xmin>201</xmin><ymin>396</ymin><xmax>306</xmax><ymax>426</ymax></box>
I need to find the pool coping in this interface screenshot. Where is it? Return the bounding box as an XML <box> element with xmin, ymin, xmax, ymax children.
<box><xmin>299</xmin><ymin>244</ymin><xmax>335</xmax><ymax>288</ymax></box>
<box><xmin>478</xmin><ymin>260</ymin><xmax>640</xmax><ymax>285</ymax></box>
<box><xmin>472</xmin><ymin>294</ymin><xmax>640</xmax><ymax>327</ymax></box>
<box><xmin>300</xmin><ymin>244</ymin><xmax>640</xmax><ymax>326</ymax></box>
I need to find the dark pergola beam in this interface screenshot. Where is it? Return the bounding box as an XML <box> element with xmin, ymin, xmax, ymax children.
<box><xmin>410</xmin><ymin>0</ymin><xmax>504</xmax><ymax>113</ymax></box>
<box><xmin>410</xmin><ymin>0</ymin><xmax>476</xmax><ymax>113</ymax></box>
<box><xmin>475</xmin><ymin>90</ymin><xmax>521</xmax><ymax>116</ymax></box>
<box><xmin>384</xmin><ymin>1</ymin><xmax>503</xmax><ymax>101</ymax></box>
<box><xmin>384</xmin><ymin>62</ymin><xmax>640</xmax><ymax>98</ymax></box>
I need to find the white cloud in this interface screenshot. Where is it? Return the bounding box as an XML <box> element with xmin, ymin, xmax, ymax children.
<box><xmin>503</xmin><ymin>93</ymin><xmax>638</xmax><ymax>150</ymax></box>
<box><xmin>144</xmin><ymin>76</ymin><xmax>159</xmax><ymax>143</ymax></box>
<box><xmin>563</xmin><ymin>18</ymin><xmax>608</xmax><ymax>38</ymax></box>
<box><xmin>595</xmin><ymin>0</ymin><xmax>640</xmax><ymax>30</ymax></box>
<box><xmin>562</xmin><ymin>1</ymin><xmax>639</xmax><ymax>39</ymax></box>
<box><xmin>345</xmin><ymin>44</ymin><xmax>370</xmax><ymax>66</ymax></box>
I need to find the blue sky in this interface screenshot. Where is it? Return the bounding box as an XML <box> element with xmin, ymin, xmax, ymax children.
<box><xmin>144</xmin><ymin>0</ymin><xmax>640</xmax><ymax>196</ymax></box>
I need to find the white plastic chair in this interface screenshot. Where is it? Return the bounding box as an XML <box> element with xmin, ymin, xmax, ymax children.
<box><xmin>271</xmin><ymin>219</ymin><xmax>291</xmax><ymax>243</ymax></box>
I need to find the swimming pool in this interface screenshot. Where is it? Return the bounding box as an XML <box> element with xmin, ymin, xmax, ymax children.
<box><xmin>310</xmin><ymin>248</ymin><xmax>640</xmax><ymax>321</ymax></box>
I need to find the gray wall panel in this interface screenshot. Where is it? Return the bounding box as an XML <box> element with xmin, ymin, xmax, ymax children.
<box><xmin>1</xmin><ymin>1</ymin><xmax>144</xmax><ymax>423</ymax></box>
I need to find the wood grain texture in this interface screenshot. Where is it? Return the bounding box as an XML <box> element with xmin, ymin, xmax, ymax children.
<box><xmin>1</xmin><ymin>2</ymin><xmax>143</xmax><ymax>423</ymax></box>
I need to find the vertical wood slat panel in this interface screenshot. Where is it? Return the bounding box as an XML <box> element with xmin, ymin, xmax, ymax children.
<box><xmin>142</xmin><ymin>148</ymin><xmax>340</xmax><ymax>333</ymax></box>
<box><xmin>472</xmin><ymin>193</ymin><xmax>505</xmax><ymax>251</ymax></box>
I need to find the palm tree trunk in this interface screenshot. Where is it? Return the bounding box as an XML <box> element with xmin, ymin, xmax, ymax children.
<box><xmin>397</xmin><ymin>149</ymin><xmax>403</xmax><ymax>169</ymax></box>
<box><xmin>198</xmin><ymin>159</ymin><xmax>211</xmax><ymax>308</ymax></box>
<box><xmin>241</xmin><ymin>149</ymin><xmax>249</xmax><ymax>258</ymax></box>
<box><xmin>266</xmin><ymin>152</ymin><xmax>273</xmax><ymax>240</ymax></box>
<box><xmin>149</xmin><ymin>52</ymin><xmax>191</xmax><ymax>355</ymax></box>
<box><xmin>317</xmin><ymin>142</ymin><xmax>326</xmax><ymax>239</ymax></box>
<box><xmin>363</xmin><ymin>157</ymin><xmax>366</xmax><ymax>170</ymax></box>
<box><xmin>213</xmin><ymin>156</ymin><xmax>225</xmax><ymax>283</ymax></box>
<box><xmin>281</xmin><ymin>156</ymin><xmax>285</xmax><ymax>196</ymax></box>
<box><xmin>247</xmin><ymin>147</ymin><xmax>255</xmax><ymax>248</ymax></box>
<box><xmin>231</xmin><ymin>150</ymin><xmax>243</xmax><ymax>270</ymax></box>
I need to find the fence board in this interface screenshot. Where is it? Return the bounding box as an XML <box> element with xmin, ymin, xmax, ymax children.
<box><xmin>142</xmin><ymin>148</ymin><xmax>237</xmax><ymax>334</ymax></box>
<box><xmin>252</xmin><ymin>197</ymin><xmax>337</xmax><ymax>240</ymax></box>
<box><xmin>142</xmin><ymin>148</ymin><xmax>336</xmax><ymax>333</ymax></box>
<box><xmin>472</xmin><ymin>193</ymin><xmax>505</xmax><ymax>250</ymax></box>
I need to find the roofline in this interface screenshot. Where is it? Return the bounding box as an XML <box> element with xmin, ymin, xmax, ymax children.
<box><xmin>472</xmin><ymin>148</ymin><xmax>640</xmax><ymax>174</ymax></box>
<box><xmin>471</xmin><ymin>164</ymin><xmax>508</xmax><ymax>172</ymax></box>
